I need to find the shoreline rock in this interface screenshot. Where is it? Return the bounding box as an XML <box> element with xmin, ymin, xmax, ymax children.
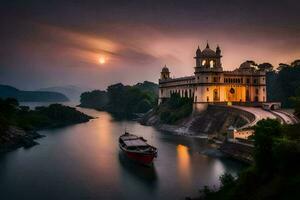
<box><xmin>0</xmin><ymin>126</ymin><xmax>44</xmax><ymax>153</ymax></box>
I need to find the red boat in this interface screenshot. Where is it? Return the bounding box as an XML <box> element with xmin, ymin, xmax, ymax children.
<box><xmin>119</xmin><ymin>132</ymin><xmax>157</xmax><ymax>165</ymax></box>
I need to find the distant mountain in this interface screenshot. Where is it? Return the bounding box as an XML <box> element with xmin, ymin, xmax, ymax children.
<box><xmin>38</xmin><ymin>85</ymin><xmax>90</xmax><ymax>102</ymax></box>
<box><xmin>0</xmin><ymin>85</ymin><xmax>69</xmax><ymax>102</ymax></box>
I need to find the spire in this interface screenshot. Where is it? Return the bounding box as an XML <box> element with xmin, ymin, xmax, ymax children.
<box><xmin>216</xmin><ymin>44</ymin><xmax>221</xmax><ymax>55</ymax></box>
<box><xmin>196</xmin><ymin>45</ymin><xmax>201</xmax><ymax>56</ymax></box>
<box><xmin>206</xmin><ymin>41</ymin><xmax>209</xmax><ymax>49</ymax></box>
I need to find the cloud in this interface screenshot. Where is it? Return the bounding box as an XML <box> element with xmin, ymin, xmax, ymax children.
<box><xmin>1</xmin><ymin>0</ymin><xmax>300</xmax><ymax>89</ymax></box>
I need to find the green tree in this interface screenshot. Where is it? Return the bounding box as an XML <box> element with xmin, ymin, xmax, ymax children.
<box><xmin>253</xmin><ymin>119</ymin><xmax>282</xmax><ymax>175</ymax></box>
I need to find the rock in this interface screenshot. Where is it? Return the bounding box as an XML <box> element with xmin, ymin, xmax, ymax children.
<box><xmin>0</xmin><ymin>126</ymin><xmax>44</xmax><ymax>153</ymax></box>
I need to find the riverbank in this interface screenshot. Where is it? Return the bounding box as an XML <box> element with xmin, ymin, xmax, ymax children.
<box><xmin>139</xmin><ymin>105</ymin><xmax>258</xmax><ymax>165</ymax></box>
<box><xmin>140</xmin><ymin>105</ymin><xmax>255</xmax><ymax>137</ymax></box>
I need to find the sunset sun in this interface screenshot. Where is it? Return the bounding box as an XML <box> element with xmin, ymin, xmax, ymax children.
<box><xmin>99</xmin><ymin>56</ymin><xmax>106</xmax><ymax>64</ymax></box>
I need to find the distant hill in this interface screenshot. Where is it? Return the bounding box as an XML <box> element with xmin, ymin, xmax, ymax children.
<box><xmin>0</xmin><ymin>85</ymin><xmax>69</xmax><ymax>102</ymax></box>
<box><xmin>38</xmin><ymin>85</ymin><xmax>89</xmax><ymax>102</ymax></box>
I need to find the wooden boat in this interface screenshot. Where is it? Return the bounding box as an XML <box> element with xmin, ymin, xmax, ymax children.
<box><xmin>119</xmin><ymin>132</ymin><xmax>157</xmax><ymax>165</ymax></box>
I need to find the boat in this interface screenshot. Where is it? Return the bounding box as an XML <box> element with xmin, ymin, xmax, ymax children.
<box><xmin>119</xmin><ymin>132</ymin><xmax>157</xmax><ymax>165</ymax></box>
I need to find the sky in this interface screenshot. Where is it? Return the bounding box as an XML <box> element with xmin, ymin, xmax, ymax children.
<box><xmin>0</xmin><ymin>0</ymin><xmax>300</xmax><ymax>90</ymax></box>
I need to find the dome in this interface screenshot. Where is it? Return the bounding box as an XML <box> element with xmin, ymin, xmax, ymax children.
<box><xmin>239</xmin><ymin>61</ymin><xmax>252</xmax><ymax>69</ymax></box>
<box><xmin>201</xmin><ymin>47</ymin><xmax>217</xmax><ymax>57</ymax></box>
<box><xmin>162</xmin><ymin>65</ymin><xmax>169</xmax><ymax>73</ymax></box>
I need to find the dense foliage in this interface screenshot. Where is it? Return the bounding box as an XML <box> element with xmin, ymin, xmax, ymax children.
<box><xmin>266</xmin><ymin>60</ymin><xmax>300</xmax><ymax>108</ymax></box>
<box><xmin>79</xmin><ymin>81</ymin><xmax>158</xmax><ymax>118</ymax></box>
<box><xmin>196</xmin><ymin>119</ymin><xmax>300</xmax><ymax>200</ymax></box>
<box><xmin>156</xmin><ymin>93</ymin><xmax>193</xmax><ymax>124</ymax></box>
<box><xmin>0</xmin><ymin>98</ymin><xmax>91</xmax><ymax>132</ymax></box>
<box><xmin>80</xmin><ymin>90</ymin><xmax>108</xmax><ymax>109</ymax></box>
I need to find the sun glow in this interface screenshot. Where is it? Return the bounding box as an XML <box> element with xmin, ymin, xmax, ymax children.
<box><xmin>99</xmin><ymin>56</ymin><xmax>106</xmax><ymax>64</ymax></box>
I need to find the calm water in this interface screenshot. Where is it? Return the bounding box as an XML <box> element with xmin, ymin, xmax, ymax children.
<box><xmin>0</xmin><ymin>108</ymin><xmax>245</xmax><ymax>200</ymax></box>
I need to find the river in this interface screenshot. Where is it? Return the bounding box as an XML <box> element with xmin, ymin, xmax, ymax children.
<box><xmin>0</xmin><ymin>106</ymin><xmax>245</xmax><ymax>200</ymax></box>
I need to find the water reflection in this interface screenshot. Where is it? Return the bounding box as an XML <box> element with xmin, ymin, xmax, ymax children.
<box><xmin>118</xmin><ymin>152</ymin><xmax>158</xmax><ymax>196</ymax></box>
<box><xmin>177</xmin><ymin>144</ymin><xmax>191</xmax><ymax>188</ymax></box>
<box><xmin>118</xmin><ymin>152</ymin><xmax>158</xmax><ymax>183</ymax></box>
<box><xmin>0</xmin><ymin>109</ymin><xmax>245</xmax><ymax>200</ymax></box>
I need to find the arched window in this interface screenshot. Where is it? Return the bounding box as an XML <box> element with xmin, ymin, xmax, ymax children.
<box><xmin>213</xmin><ymin>89</ymin><xmax>219</xmax><ymax>101</ymax></box>
<box><xmin>210</xmin><ymin>60</ymin><xmax>214</xmax><ymax>68</ymax></box>
<box><xmin>202</xmin><ymin>60</ymin><xmax>206</xmax><ymax>66</ymax></box>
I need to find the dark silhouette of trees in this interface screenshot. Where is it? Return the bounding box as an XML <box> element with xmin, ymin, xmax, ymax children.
<box><xmin>157</xmin><ymin>93</ymin><xmax>193</xmax><ymax>124</ymax></box>
<box><xmin>195</xmin><ymin>119</ymin><xmax>300</xmax><ymax>200</ymax></box>
<box><xmin>0</xmin><ymin>98</ymin><xmax>91</xmax><ymax>132</ymax></box>
<box><xmin>79</xmin><ymin>81</ymin><xmax>158</xmax><ymax>118</ymax></box>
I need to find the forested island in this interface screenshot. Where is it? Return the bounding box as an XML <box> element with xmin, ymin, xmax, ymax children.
<box><xmin>0</xmin><ymin>98</ymin><xmax>92</xmax><ymax>153</ymax></box>
<box><xmin>79</xmin><ymin>81</ymin><xmax>158</xmax><ymax>118</ymax></box>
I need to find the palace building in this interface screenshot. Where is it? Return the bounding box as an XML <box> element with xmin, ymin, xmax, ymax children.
<box><xmin>158</xmin><ymin>43</ymin><xmax>267</xmax><ymax>111</ymax></box>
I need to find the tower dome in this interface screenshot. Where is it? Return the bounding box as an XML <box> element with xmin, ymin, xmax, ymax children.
<box><xmin>160</xmin><ymin>65</ymin><xmax>170</xmax><ymax>80</ymax></box>
<box><xmin>162</xmin><ymin>65</ymin><xmax>169</xmax><ymax>73</ymax></box>
<box><xmin>201</xmin><ymin>43</ymin><xmax>217</xmax><ymax>57</ymax></box>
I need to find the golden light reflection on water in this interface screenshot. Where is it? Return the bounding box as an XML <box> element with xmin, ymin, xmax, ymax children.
<box><xmin>85</xmin><ymin>112</ymin><xmax>120</xmax><ymax>184</ymax></box>
<box><xmin>177</xmin><ymin>144</ymin><xmax>191</xmax><ymax>187</ymax></box>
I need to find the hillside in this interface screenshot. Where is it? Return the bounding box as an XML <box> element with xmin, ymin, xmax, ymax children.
<box><xmin>38</xmin><ymin>85</ymin><xmax>90</xmax><ymax>102</ymax></box>
<box><xmin>0</xmin><ymin>85</ymin><xmax>69</xmax><ymax>102</ymax></box>
<box><xmin>141</xmin><ymin>104</ymin><xmax>253</xmax><ymax>136</ymax></box>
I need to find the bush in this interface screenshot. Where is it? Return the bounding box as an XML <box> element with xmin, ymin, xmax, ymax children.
<box><xmin>157</xmin><ymin>93</ymin><xmax>193</xmax><ymax>124</ymax></box>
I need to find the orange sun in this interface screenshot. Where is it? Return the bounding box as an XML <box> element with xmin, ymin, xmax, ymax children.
<box><xmin>99</xmin><ymin>56</ymin><xmax>106</xmax><ymax>64</ymax></box>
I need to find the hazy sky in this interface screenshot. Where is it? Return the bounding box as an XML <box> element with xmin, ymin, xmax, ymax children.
<box><xmin>1</xmin><ymin>0</ymin><xmax>300</xmax><ymax>90</ymax></box>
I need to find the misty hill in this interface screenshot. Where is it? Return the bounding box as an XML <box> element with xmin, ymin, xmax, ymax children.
<box><xmin>38</xmin><ymin>85</ymin><xmax>90</xmax><ymax>102</ymax></box>
<box><xmin>0</xmin><ymin>85</ymin><xmax>69</xmax><ymax>102</ymax></box>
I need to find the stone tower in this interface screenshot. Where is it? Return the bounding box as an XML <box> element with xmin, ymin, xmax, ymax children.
<box><xmin>194</xmin><ymin>43</ymin><xmax>223</xmax><ymax>72</ymax></box>
<box><xmin>160</xmin><ymin>65</ymin><xmax>170</xmax><ymax>80</ymax></box>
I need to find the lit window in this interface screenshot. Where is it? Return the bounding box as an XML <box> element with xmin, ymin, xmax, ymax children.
<box><xmin>210</xmin><ymin>60</ymin><xmax>214</xmax><ymax>68</ymax></box>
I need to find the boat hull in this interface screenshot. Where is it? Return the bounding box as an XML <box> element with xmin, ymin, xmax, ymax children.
<box><xmin>120</xmin><ymin>146</ymin><xmax>155</xmax><ymax>165</ymax></box>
